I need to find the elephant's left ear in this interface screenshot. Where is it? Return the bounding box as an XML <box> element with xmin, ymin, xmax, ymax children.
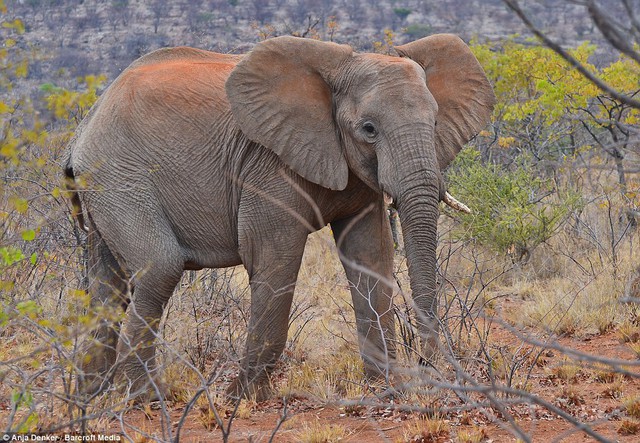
<box><xmin>226</xmin><ymin>36</ymin><xmax>353</xmax><ymax>191</ymax></box>
<box><xmin>395</xmin><ymin>34</ymin><xmax>495</xmax><ymax>170</ymax></box>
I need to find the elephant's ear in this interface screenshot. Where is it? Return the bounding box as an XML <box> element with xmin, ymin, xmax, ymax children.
<box><xmin>226</xmin><ymin>36</ymin><xmax>353</xmax><ymax>191</ymax></box>
<box><xmin>395</xmin><ymin>34</ymin><xmax>495</xmax><ymax>170</ymax></box>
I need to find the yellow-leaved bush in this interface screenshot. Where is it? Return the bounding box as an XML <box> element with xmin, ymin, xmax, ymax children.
<box><xmin>447</xmin><ymin>38</ymin><xmax>640</xmax><ymax>258</ymax></box>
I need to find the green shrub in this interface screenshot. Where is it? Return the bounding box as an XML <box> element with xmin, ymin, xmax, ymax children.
<box><xmin>393</xmin><ymin>8</ymin><xmax>412</xmax><ymax>21</ymax></box>
<box><xmin>446</xmin><ymin>148</ymin><xmax>581</xmax><ymax>261</ymax></box>
<box><xmin>404</xmin><ymin>23</ymin><xmax>431</xmax><ymax>39</ymax></box>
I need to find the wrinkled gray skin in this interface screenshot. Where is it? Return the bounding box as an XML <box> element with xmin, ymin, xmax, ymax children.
<box><xmin>64</xmin><ymin>35</ymin><xmax>495</xmax><ymax>401</ymax></box>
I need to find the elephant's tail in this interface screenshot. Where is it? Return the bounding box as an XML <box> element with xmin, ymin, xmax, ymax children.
<box><xmin>64</xmin><ymin>163</ymin><xmax>89</xmax><ymax>233</ymax></box>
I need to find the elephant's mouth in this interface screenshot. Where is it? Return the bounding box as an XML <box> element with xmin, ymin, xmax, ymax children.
<box><xmin>383</xmin><ymin>191</ymin><xmax>395</xmax><ymax>208</ymax></box>
<box><xmin>383</xmin><ymin>190</ymin><xmax>470</xmax><ymax>214</ymax></box>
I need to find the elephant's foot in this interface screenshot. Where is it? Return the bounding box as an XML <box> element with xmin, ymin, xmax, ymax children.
<box><xmin>226</xmin><ymin>373</ymin><xmax>272</xmax><ymax>402</ymax></box>
<box><xmin>114</xmin><ymin>371</ymin><xmax>173</xmax><ymax>403</ymax></box>
<box><xmin>362</xmin><ymin>349</ymin><xmax>395</xmax><ymax>382</ymax></box>
<box><xmin>77</xmin><ymin>372</ymin><xmax>113</xmax><ymax>399</ymax></box>
<box><xmin>418</xmin><ymin>333</ymin><xmax>441</xmax><ymax>368</ymax></box>
<box><xmin>77</xmin><ymin>343</ymin><xmax>117</xmax><ymax>398</ymax></box>
<box><xmin>112</xmin><ymin>354</ymin><xmax>174</xmax><ymax>403</ymax></box>
<box><xmin>76</xmin><ymin>355</ymin><xmax>171</xmax><ymax>403</ymax></box>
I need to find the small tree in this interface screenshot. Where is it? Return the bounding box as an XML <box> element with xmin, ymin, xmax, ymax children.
<box><xmin>472</xmin><ymin>39</ymin><xmax>639</xmax><ymax>228</ymax></box>
<box><xmin>150</xmin><ymin>0</ymin><xmax>171</xmax><ymax>34</ymax></box>
<box><xmin>446</xmin><ymin>148</ymin><xmax>581</xmax><ymax>262</ymax></box>
<box><xmin>502</xmin><ymin>0</ymin><xmax>640</xmax><ymax>110</ymax></box>
<box><xmin>1</xmin><ymin>3</ymin><xmax>107</xmax><ymax>433</ymax></box>
<box><xmin>393</xmin><ymin>7</ymin><xmax>412</xmax><ymax>25</ymax></box>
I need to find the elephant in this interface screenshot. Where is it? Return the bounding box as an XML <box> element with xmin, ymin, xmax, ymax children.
<box><xmin>63</xmin><ymin>34</ymin><xmax>495</xmax><ymax>401</ymax></box>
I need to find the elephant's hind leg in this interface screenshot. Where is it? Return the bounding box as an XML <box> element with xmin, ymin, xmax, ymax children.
<box><xmin>115</xmin><ymin>258</ymin><xmax>183</xmax><ymax>401</ymax></box>
<box><xmin>82</xmin><ymin>188</ymin><xmax>186</xmax><ymax>401</ymax></box>
<box><xmin>79</xmin><ymin>221</ymin><xmax>129</xmax><ymax>397</ymax></box>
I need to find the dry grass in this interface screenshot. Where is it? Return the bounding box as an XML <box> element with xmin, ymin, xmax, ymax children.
<box><xmin>197</xmin><ymin>406</ymin><xmax>221</xmax><ymax>431</ymax></box>
<box><xmin>292</xmin><ymin>228</ymin><xmax>356</xmax><ymax>344</ymax></box>
<box><xmin>601</xmin><ymin>378</ymin><xmax>624</xmax><ymax>399</ymax></box>
<box><xmin>396</xmin><ymin>416</ymin><xmax>450</xmax><ymax>443</ymax></box>
<box><xmin>456</xmin><ymin>426</ymin><xmax>488</xmax><ymax>443</ymax></box>
<box><xmin>618</xmin><ymin>419</ymin><xmax>640</xmax><ymax>436</ymax></box>
<box><xmin>468</xmin><ymin>178</ymin><xmax>640</xmax><ymax>338</ymax></box>
<box><xmin>626</xmin><ymin>342</ymin><xmax>640</xmax><ymax>358</ymax></box>
<box><xmin>280</xmin><ymin>344</ymin><xmax>365</xmax><ymax>401</ymax></box>
<box><xmin>624</xmin><ymin>396</ymin><xmax>640</xmax><ymax>419</ymax></box>
<box><xmin>546</xmin><ymin>359</ymin><xmax>583</xmax><ymax>383</ymax></box>
<box><xmin>437</xmin><ymin>192</ymin><xmax>637</xmax><ymax>343</ymax></box>
<box><xmin>517</xmin><ymin>272</ymin><xmax>622</xmax><ymax>336</ymax></box>
<box><xmin>289</xmin><ymin>418</ymin><xmax>349</xmax><ymax>443</ymax></box>
<box><xmin>594</xmin><ymin>368</ymin><xmax>619</xmax><ymax>383</ymax></box>
<box><xmin>618</xmin><ymin>321</ymin><xmax>640</xmax><ymax>343</ymax></box>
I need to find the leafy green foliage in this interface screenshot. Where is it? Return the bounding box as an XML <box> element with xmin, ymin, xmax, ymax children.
<box><xmin>10</xmin><ymin>389</ymin><xmax>38</xmax><ymax>433</ymax></box>
<box><xmin>1</xmin><ymin>246</ymin><xmax>24</xmax><ymax>266</ymax></box>
<box><xmin>472</xmin><ymin>40</ymin><xmax>599</xmax><ymax>124</ymax></box>
<box><xmin>1</xmin><ymin>12</ymin><xmax>106</xmax><ymax>426</ymax></box>
<box><xmin>393</xmin><ymin>8</ymin><xmax>412</xmax><ymax>21</ymax></box>
<box><xmin>464</xmin><ymin>38</ymin><xmax>639</xmax><ymax>259</ymax></box>
<box><xmin>403</xmin><ymin>23</ymin><xmax>431</xmax><ymax>39</ymax></box>
<box><xmin>446</xmin><ymin>148</ymin><xmax>582</xmax><ymax>260</ymax></box>
<box><xmin>43</xmin><ymin>74</ymin><xmax>106</xmax><ymax>124</ymax></box>
<box><xmin>2</xmin><ymin>32</ymin><xmax>143</xmax><ymax>425</ymax></box>
<box><xmin>471</xmin><ymin>39</ymin><xmax>639</xmax><ymax>164</ymax></box>
<box><xmin>1</xmin><ymin>3</ymin><xmax>103</xmax><ymax>294</ymax></box>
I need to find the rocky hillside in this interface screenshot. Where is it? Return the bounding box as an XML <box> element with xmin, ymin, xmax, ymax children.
<box><xmin>5</xmin><ymin>0</ymin><xmax>622</xmax><ymax>81</ymax></box>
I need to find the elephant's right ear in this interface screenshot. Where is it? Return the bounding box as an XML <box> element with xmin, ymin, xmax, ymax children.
<box><xmin>226</xmin><ymin>36</ymin><xmax>353</xmax><ymax>191</ymax></box>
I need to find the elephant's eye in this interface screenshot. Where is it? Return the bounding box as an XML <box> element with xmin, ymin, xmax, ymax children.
<box><xmin>362</xmin><ymin>122</ymin><xmax>378</xmax><ymax>139</ymax></box>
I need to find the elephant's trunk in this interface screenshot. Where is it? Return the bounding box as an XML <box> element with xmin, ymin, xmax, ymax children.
<box><xmin>378</xmin><ymin>125</ymin><xmax>442</xmax><ymax>363</ymax></box>
<box><xmin>379</xmin><ymin>131</ymin><xmax>444</xmax><ymax>360</ymax></box>
<box><xmin>395</xmin><ymin>178</ymin><xmax>441</xmax><ymax>363</ymax></box>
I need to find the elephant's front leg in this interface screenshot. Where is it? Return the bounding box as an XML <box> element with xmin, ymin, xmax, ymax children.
<box><xmin>227</xmin><ymin>235</ymin><xmax>307</xmax><ymax>401</ymax></box>
<box><xmin>331</xmin><ymin>201</ymin><xmax>397</xmax><ymax>382</ymax></box>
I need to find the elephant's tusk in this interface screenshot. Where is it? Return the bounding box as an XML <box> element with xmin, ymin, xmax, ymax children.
<box><xmin>443</xmin><ymin>192</ymin><xmax>471</xmax><ymax>214</ymax></box>
<box><xmin>383</xmin><ymin>192</ymin><xmax>394</xmax><ymax>207</ymax></box>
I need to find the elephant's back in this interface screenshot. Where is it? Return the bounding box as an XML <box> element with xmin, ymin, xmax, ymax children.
<box><xmin>128</xmin><ymin>46</ymin><xmax>241</xmax><ymax>68</ymax></box>
<box><xmin>67</xmin><ymin>47</ymin><xmax>247</xmax><ymax>253</ymax></box>
<box><xmin>109</xmin><ymin>48</ymin><xmax>241</xmax><ymax>121</ymax></box>
<box><xmin>70</xmin><ymin>47</ymin><xmax>242</xmax><ymax>170</ymax></box>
